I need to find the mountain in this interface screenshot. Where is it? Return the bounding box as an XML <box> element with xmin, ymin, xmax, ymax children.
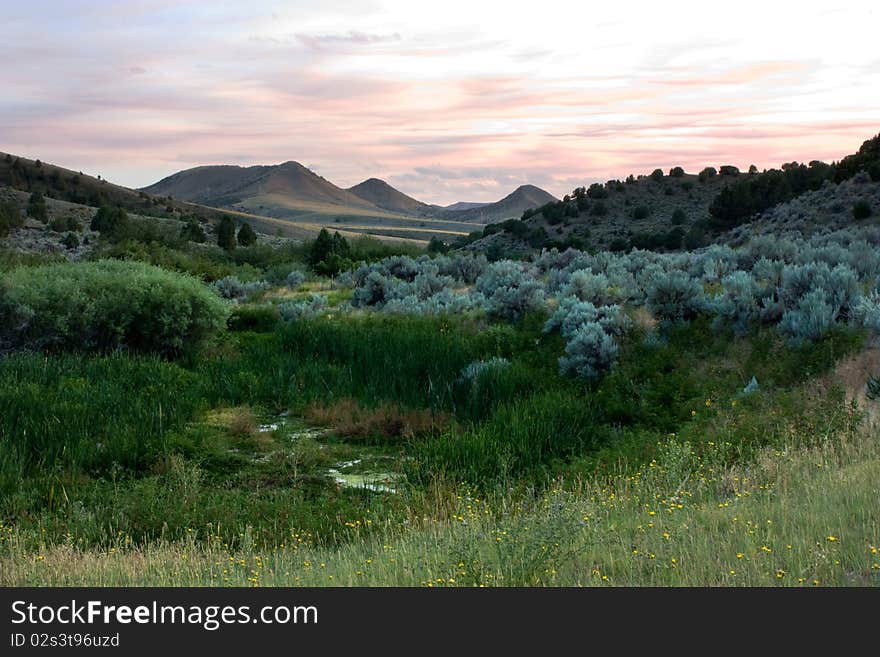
<box><xmin>347</xmin><ymin>178</ymin><xmax>431</xmax><ymax>215</ymax></box>
<box><xmin>444</xmin><ymin>201</ymin><xmax>490</xmax><ymax>212</ymax></box>
<box><xmin>444</xmin><ymin>184</ymin><xmax>558</xmax><ymax>223</ymax></box>
<box><xmin>141</xmin><ymin>161</ymin><xmax>388</xmax><ymax>218</ymax></box>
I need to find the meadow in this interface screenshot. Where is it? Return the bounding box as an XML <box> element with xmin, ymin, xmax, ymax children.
<box><xmin>1</xmin><ymin>223</ymin><xmax>879</xmax><ymax>586</ymax></box>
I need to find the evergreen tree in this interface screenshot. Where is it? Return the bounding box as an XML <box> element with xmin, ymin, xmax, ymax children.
<box><xmin>27</xmin><ymin>191</ymin><xmax>47</xmax><ymax>222</ymax></box>
<box><xmin>331</xmin><ymin>230</ymin><xmax>350</xmax><ymax>258</ymax></box>
<box><xmin>308</xmin><ymin>228</ymin><xmax>335</xmax><ymax>267</ymax></box>
<box><xmin>237</xmin><ymin>222</ymin><xmax>257</xmax><ymax>246</ymax></box>
<box><xmin>217</xmin><ymin>216</ymin><xmax>237</xmax><ymax>251</ymax></box>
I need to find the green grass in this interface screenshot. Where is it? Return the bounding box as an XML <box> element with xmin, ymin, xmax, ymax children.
<box><xmin>0</xmin><ymin>303</ymin><xmax>875</xmax><ymax>585</ymax></box>
<box><xmin>3</xmin><ymin>412</ymin><xmax>876</xmax><ymax>586</ymax></box>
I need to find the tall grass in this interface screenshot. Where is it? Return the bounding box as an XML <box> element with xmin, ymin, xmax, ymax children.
<box><xmin>0</xmin><ymin>312</ymin><xmax>870</xmax><ymax>577</ymax></box>
<box><xmin>0</xmin><ymin>352</ymin><xmax>201</xmax><ymax>508</ymax></box>
<box><xmin>277</xmin><ymin>315</ymin><xmax>530</xmax><ymax>411</ymax></box>
<box><xmin>4</xmin><ymin>411</ymin><xmax>876</xmax><ymax>586</ymax></box>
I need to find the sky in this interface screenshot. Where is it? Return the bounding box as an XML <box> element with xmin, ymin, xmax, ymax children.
<box><xmin>1</xmin><ymin>1</ymin><xmax>878</xmax><ymax>205</ymax></box>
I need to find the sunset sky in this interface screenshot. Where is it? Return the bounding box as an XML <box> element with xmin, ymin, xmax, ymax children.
<box><xmin>2</xmin><ymin>1</ymin><xmax>878</xmax><ymax>205</ymax></box>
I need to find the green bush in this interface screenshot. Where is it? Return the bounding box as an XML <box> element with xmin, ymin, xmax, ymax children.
<box><xmin>632</xmin><ymin>205</ymin><xmax>651</xmax><ymax>220</ymax></box>
<box><xmin>0</xmin><ymin>200</ymin><xmax>24</xmax><ymax>236</ymax></box>
<box><xmin>49</xmin><ymin>215</ymin><xmax>82</xmax><ymax>233</ymax></box>
<box><xmin>180</xmin><ymin>218</ymin><xmax>206</xmax><ymax>243</ymax></box>
<box><xmin>61</xmin><ymin>232</ymin><xmax>80</xmax><ymax>250</ymax></box>
<box><xmin>90</xmin><ymin>205</ymin><xmax>128</xmax><ymax>236</ymax></box>
<box><xmin>27</xmin><ymin>191</ymin><xmax>47</xmax><ymax>222</ymax></box>
<box><xmin>853</xmin><ymin>200</ymin><xmax>872</xmax><ymax>220</ymax></box>
<box><xmin>0</xmin><ymin>260</ymin><xmax>229</xmax><ymax>357</ymax></box>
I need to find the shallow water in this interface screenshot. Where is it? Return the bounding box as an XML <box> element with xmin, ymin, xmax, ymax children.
<box><xmin>263</xmin><ymin>414</ymin><xmax>403</xmax><ymax>493</ymax></box>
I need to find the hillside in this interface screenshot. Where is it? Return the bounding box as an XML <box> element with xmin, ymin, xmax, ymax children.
<box><xmin>143</xmin><ymin>161</ymin><xmax>382</xmax><ymax>216</ymax></box>
<box><xmin>724</xmin><ymin>172</ymin><xmax>880</xmax><ymax>246</ymax></box>
<box><xmin>461</xmin><ymin>134</ymin><xmax>880</xmax><ymax>256</ymax></box>
<box><xmin>444</xmin><ymin>184</ymin><xmax>557</xmax><ymax>223</ymax></box>
<box><xmin>461</xmin><ymin>168</ymin><xmax>736</xmax><ymax>255</ymax></box>
<box><xmin>0</xmin><ymin>151</ymin><xmax>237</xmax><ymax>224</ymax></box>
<box><xmin>347</xmin><ymin>178</ymin><xmax>432</xmax><ymax>215</ymax></box>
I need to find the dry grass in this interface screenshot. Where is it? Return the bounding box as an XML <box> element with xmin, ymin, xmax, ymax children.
<box><xmin>829</xmin><ymin>347</ymin><xmax>880</xmax><ymax>405</ymax></box>
<box><xmin>631</xmin><ymin>306</ymin><xmax>658</xmax><ymax>332</ymax></box>
<box><xmin>204</xmin><ymin>405</ymin><xmax>274</xmax><ymax>450</ymax></box>
<box><xmin>305</xmin><ymin>398</ymin><xmax>451</xmax><ymax>441</ymax></box>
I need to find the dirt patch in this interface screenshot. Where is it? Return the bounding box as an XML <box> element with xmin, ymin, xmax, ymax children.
<box><xmin>831</xmin><ymin>347</ymin><xmax>880</xmax><ymax>403</ymax></box>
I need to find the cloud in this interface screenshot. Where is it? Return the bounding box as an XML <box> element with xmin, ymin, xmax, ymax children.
<box><xmin>1</xmin><ymin>1</ymin><xmax>878</xmax><ymax>204</ymax></box>
<box><xmin>294</xmin><ymin>30</ymin><xmax>401</xmax><ymax>50</ymax></box>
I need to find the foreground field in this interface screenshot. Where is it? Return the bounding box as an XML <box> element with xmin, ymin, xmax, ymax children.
<box><xmin>2</xmin><ymin>392</ymin><xmax>877</xmax><ymax>586</ymax></box>
<box><xmin>1</xmin><ymin>309</ymin><xmax>877</xmax><ymax>586</ymax></box>
<box><xmin>2</xmin><ymin>215</ymin><xmax>880</xmax><ymax>586</ymax></box>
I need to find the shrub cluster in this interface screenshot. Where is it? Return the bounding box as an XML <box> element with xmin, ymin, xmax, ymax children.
<box><xmin>0</xmin><ymin>260</ymin><xmax>228</xmax><ymax>357</ymax></box>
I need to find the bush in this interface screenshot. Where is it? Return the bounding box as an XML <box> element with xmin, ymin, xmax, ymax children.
<box><xmin>632</xmin><ymin>205</ymin><xmax>651</xmax><ymax>220</ymax></box>
<box><xmin>669</xmin><ymin>166</ymin><xmax>685</xmax><ymax>178</ymax></box>
<box><xmin>212</xmin><ymin>276</ymin><xmax>268</xmax><ymax>301</ymax></box>
<box><xmin>650</xmin><ymin>169</ymin><xmax>664</xmax><ymax>182</ymax></box>
<box><xmin>352</xmin><ymin>271</ymin><xmax>406</xmax><ymax>307</ymax></box>
<box><xmin>279</xmin><ymin>294</ymin><xmax>328</xmax><ymax>322</ymax></box>
<box><xmin>61</xmin><ymin>232</ymin><xmax>80</xmax><ymax>250</ymax></box>
<box><xmin>671</xmin><ymin>208</ymin><xmax>687</xmax><ymax>225</ymax></box>
<box><xmin>49</xmin><ymin>215</ymin><xmax>82</xmax><ymax>233</ymax></box>
<box><xmin>180</xmin><ymin>218</ymin><xmax>206</xmax><ymax>243</ymax></box>
<box><xmin>544</xmin><ymin>298</ymin><xmax>629</xmax><ymax>339</ymax></box>
<box><xmin>646</xmin><ymin>270</ymin><xmax>706</xmax><ymax>323</ymax></box>
<box><xmin>285</xmin><ymin>270</ymin><xmax>306</xmax><ymax>289</ymax></box>
<box><xmin>27</xmin><ymin>191</ymin><xmax>47</xmax><ymax>222</ymax></box>
<box><xmin>0</xmin><ymin>200</ymin><xmax>24</xmax><ymax>237</ymax></box>
<box><xmin>558</xmin><ymin>322</ymin><xmax>619</xmax><ymax>380</ymax></box>
<box><xmin>475</xmin><ymin>261</ymin><xmax>545</xmax><ymax>321</ymax></box>
<box><xmin>0</xmin><ymin>260</ymin><xmax>228</xmax><ymax>357</ymax></box>
<box><xmin>712</xmin><ymin>271</ymin><xmax>760</xmax><ymax>334</ymax></box>
<box><xmin>853</xmin><ymin>200</ymin><xmax>872</xmax><ymax>220</ymax></box>
<box><xmin>561</xmin><ymin>270</ymin><xmax>617</xmax><ymax>306</ymax></box>
<box><xmin>90</xmin><ymin>205</ymin><xmax>128</xmax><ymax>236</ymax></box>
<box><xmin>719</xmin><ymin>165</ymin><xmax>740</xmax><ymax>176</ymax></box>
<box><xmin>778</xmin><ymin>289</ymin><xmax>836</xmax><ymax>344</ymax></box>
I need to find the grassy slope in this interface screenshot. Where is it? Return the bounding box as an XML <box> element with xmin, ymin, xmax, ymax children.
<box><xmin>469</xmin><ymin>172</ymin><xmax>733</xmax><ymax>252</ymax></box>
